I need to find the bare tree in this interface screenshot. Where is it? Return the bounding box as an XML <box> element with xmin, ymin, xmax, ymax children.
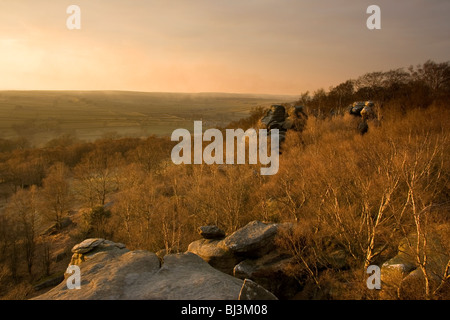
<box><xmin>399</xmin><ymin>133</ymin><xmax>448</xmax><ymax>299</ymax></box>
<box><xmin>73</xmin><ymin>150</ymin><xmax>122</xmax><ymax>208</ymax></box>
<box><xmin>5</xmin><ymin>186</ymin><xmax>40</xmax><ymax>276</ymax></box>
<box><xmin>40</xmin><ymin>162</ymin><xmax>71</xmax><ymax>229</ymax></box>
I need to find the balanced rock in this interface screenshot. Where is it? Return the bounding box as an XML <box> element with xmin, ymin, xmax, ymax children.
<box><xmin>71</xmin><ymin>238</ymin><xmax>106</xmax><ymax>254</ymax></box>
<box><xmin>72</xmin><ymin>238</ymin><xmax>126</xmax><ymax>254</ymax></box>
<box><xmin>70</xmin><ymin>238</ymin><xmax>128</xmax><ymax>266</ymax></box>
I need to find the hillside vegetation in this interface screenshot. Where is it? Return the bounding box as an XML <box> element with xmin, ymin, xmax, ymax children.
<box><xmin>0</xmin><ymin>60</ymin><xmax>449</xmax><ymax>299</ymax></box>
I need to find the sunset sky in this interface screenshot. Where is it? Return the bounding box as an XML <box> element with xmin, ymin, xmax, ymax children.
<box><xmin>1</xmin><ymin>0</ymin><xmax>449</xmax><ymax>95</ymax></box>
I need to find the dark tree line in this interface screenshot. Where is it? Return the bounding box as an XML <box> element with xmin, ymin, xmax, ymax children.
<box><xmin>296</xmin><ymin>60</ymin><xmax>450</xmax><ymax>117</ymax></box>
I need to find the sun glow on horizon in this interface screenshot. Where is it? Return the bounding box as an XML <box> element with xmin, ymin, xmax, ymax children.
<box><xmin>0</xmin><ymin>0</ymin><xmax>449</xmax><ymax>95</ymax></box>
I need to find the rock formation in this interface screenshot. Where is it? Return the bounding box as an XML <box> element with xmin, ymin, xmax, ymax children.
<box><xmin>188</xmin><ymin>221</ymin><xmax>285</xmax><ymax>273</ymax></box>
<box><xmin>188</xmin><ymin>220</ymin><xmax>299</xmax><ymax>299</ymax></box>
<box><xmin>348</xmin><ymin>101</ymin><xmax>376</xmax><ymax>135</ymax></box>
<box><xmin>33</xmin><ymin>230</ymin><xmax>279</xmax><ymax>300</ymax></box>
<box><xmin>259</xmin><ymin>104</ymin><xmax>307</xmax><ymax>143</ymax></box>
<box><xmin>348</xmin><ymin>101</ymin><xmax>375</xmax><ymax>119</ymax></box>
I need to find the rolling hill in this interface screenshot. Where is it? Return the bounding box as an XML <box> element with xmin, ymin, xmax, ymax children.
<box><xmin>0</xmin><ymin>91</ymin><xmax>297</xmax><ymax>146</ymax></box>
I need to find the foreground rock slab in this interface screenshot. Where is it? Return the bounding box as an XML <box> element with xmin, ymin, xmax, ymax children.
<box><xmin>34</xmin><ymin>239</ymin><xmax>275</xmax><ymax>300</ymax></box>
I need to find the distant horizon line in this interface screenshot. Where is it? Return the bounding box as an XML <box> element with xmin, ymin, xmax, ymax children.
<box><xmin>0</xmin><ymin>89</ymin><xmax>300</xmax><ymax>98</ymax></box>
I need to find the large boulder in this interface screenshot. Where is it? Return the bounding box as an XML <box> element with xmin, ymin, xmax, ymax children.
<box><xmin>219</xmin><ymin>221</ymin><xmax>280</xmax><ymax>258</ymax></box>
<box><xmin>187</xmin><ymin>221</ymin><xmax>300</xmax><ymax>299</ymax></box>
<box><xmin>260</xmin><ymin>105</ymin><xmax>307</xmax><ymax>144</ymax></box>
<box><xmin>33</xmin><ymin>239</ymin><xmax>276</xmax><ymax>300</ymax></box>
<box><xmin>189</xmin><ymin>222</ymin><xmax>284</xmax><ymax>275</ymax></box>
<box><xmin>349</xmin><ymin>101</ymin><xmax>366</xmax><ymax>116</ymax></box>
<box><xmin>380</xmin><ymin>253</ymin><xmax>416</xmax><ymax>299</ymax></box>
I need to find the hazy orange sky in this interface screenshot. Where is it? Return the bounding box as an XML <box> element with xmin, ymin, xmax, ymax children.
<box><xmin>1</xmin><ymin>0</ymin><xmax>449</xmax><ymax>95</ymax></box>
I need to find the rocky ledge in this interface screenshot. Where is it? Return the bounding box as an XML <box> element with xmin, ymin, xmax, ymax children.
<box><xmin>33</xmin><ymin>221</ymin><xmax>284</xmax><ymax>300</ymax></box>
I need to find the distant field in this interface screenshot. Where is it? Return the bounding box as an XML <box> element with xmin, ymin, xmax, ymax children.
<box><xmin>0</xmin><ymin>91</ymin><xmax>297</xmax><ymax>146</ymax></box>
